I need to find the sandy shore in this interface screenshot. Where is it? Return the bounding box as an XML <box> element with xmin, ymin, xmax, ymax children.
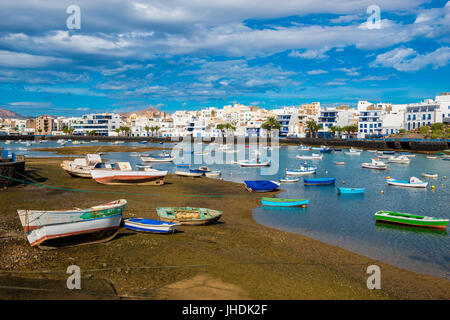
<box><xmin>0</xmin><ymin>157</ymin><xmax>448</xmax><ymax>299</ymax></box>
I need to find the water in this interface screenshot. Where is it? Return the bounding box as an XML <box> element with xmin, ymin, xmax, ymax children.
<box><xmin>2</xmin><ymin>140</ymin><xmax>449</xmax><ymax>279</ymax></box>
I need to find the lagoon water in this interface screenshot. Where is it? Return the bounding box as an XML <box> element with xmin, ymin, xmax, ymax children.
<box><xmin>2</xmin><ymin>139</ymin><xmax>449</xmax><ymax>279</ymax></box>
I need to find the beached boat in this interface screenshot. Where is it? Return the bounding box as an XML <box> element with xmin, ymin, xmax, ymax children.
<box><xmin>374</xmin><ymin>211</ymin><xmax>448</xmax><ymax>229</ymax></box>
<box><xmin>279</xmin><ymin>177</ymin><xmax>299</xmax><ymax>183</ymax></box>
<box><xmin>205</xmin><ymin>171</ymin><xmax>221</xmax><ymax>178</ymax></box>
<box><xmin>388</xmin><ymin>155</ymin><xmax>410</xmax><ymax>164</ymax></box>
<box><xmin>345</xmin><ymin>148</ymin><xmax>361</xmax><ymax>155</ymax></box>
<box><xmin>244</xmin><ymin>180</ymin><xmax>280</xmax><ymax>192</ymax></box>
<box><xmin>261</xmin><ymin>197</ymin><xmax>309</xmax><ymax>207</ymax></box>
<box><xmin>17</xmin><ymin>199</ymin><xmax>126</xmax><ymax>248</ymax></box>
<box><xmin>334</xmin><ymin>161</ymin><xmax>345</xmax><ymax>165</ymax></box>
<box><xmin>285</xmin><ymin>165</ymin><xmax>317</xmax><ymax>175</ymax></box>
<box><xmin>156</xmin><ymin>207</ymin><xmax>223</xmax><ymax>225</ymax></box>
<box><xmin>385</xmin><ymin>176</ymin><xmax>428</xmax><ymax>188</ymax></box>
<box><xmin>362</xmin><ymin>159</ymin><xmax>387</xmax><ymax>170</ymax></box>
<box><xmin>304</xmin><ymin>178</ymin><xmax>336</xmax><ymax>185</ymax></box>
<box><xmin>140</xmin><ymin>156</ymin><xmax>175</xmax><ymax>162</ymax></box>
<box><xmin>338</xmin><ymin>187</ymin><xmax>365</xmax><ymax>194</ymax></box>
<box><xmin>239</xmin><ymin>159</ymin><xmax>271</xmax><ymax>167</ymax></box>
<box><xmin>91</xmin><ymin>162</ymin><xmax>167</xmax><ymax>185</ymax></box>
<box><xmin>61</xmin><ymin>154</ymin><xmax>103</xmax><ymax>178</ymax></box>
<box><xmin>421</xmin><ymin>173</ymin><xmax>438</xmax><ymax>178</ymax></box>
<box><xmin>124</xmin><ymin>218</ymin><xmax>180</xmax><ymax>234</ymax></box>
<box><xmin>175</xmin><ymin>170</ymin><xmax>202</xmax><ymax>177</ymax></box>
<box><xmin>296</xmin><ymin>153</ymin><xmax>323</xmax><ymax>160</ymax></box>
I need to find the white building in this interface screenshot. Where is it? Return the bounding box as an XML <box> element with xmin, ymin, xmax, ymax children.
<box><xmin>404</xmin><ymin>99</ymin><xmax>441</xmax><ymax>131</ymax></box>
<box><xmin>70</xmin><ymin>113</ymin><xmax>122</xmax><ymax>136</ymax></box>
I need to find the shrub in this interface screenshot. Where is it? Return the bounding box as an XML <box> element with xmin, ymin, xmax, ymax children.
<box><xmin>431</xmin><ymin>123</ymin><xmax>444</xmax><ymax>131</ymax></box>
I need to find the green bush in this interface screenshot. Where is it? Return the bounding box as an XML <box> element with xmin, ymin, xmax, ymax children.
<box><xmin>431</xmin><ymin>123</ymin><xmax>444</xmax><ymax>131</ymax></box>
<box><xmin>419</xmin><ymin>125</ymin><xmax>430</xmax><ymax>135</ymax></box>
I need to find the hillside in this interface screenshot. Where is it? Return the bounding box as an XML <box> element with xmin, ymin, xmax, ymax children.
<box><xmin>0</xmin><ymin>108</ymin><xmax>25</xmax><ymax>119</ymax></box>
<box><xmin>119</xmin><ymin>106</ymin><xmax>169</xmax><ymax>119</ymax></box>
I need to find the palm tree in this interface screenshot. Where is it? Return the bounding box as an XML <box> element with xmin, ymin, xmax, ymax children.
<box><xmin>306</xmin><ymin>120</ymin><xmax>320</xmax><ymax>138</ymax></box>
<box><xmin>144</xmin><ymin>125</ymin><xmax>150</xmax><ymax>137</ymax></box>
<box><xmin>154</xmin><ymin>126</ymin><xmax>161</xmax><ymax>137</ymax></box>
<box><xmin>261</xmin><ymin>117</ymin><xmax>281</xmax><ymax>138</ymax></box>
<box><xmin>115</xmin><ymin>128</ymin><xmax>121</xmax><ymax>136</ymax></box>
<box><xmin>348</xmin><ymin>124</ymin><xmax>358</xmax><ymax>139</ymax></box>
<box><xmin>224</xmin><ymin>123</ymin><xmax>236</xmax><ymax>137</ymax></box>
<box><xmin>123</xmin><ymin>126</ymin><xmax>131</xmax><ymax>137</ymax></box>
<box><xmin>150</xmin><ymin>126</ymin><xmax>156</xmax><ymax>137</ymax></box>
<box><xmin>329</xmin><ymin>125</ymin><xmax>339</xmax><ymax>138</ymax></box>
<box><xmin>216</xmin><ymin>124</ymin><xmax>226</xmax><ymax>137</ymax></box>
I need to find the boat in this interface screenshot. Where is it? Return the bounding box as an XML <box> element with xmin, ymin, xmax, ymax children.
<box><xmin>362</xmin><ymin>159</ymin><xmax>387</xmax><ymax>170</ymax></box>
<box><xmin>159</xmin><ymin>151</ymin><xmax>171</xmax><ymax>157</ymax></box>
<box><xmin>279</xmin><ymin>177</ymin><xmax>299</xmax><ymax>183</ymax></box>
<box><xmin>239</xmin><ymin>159</ymin><xmax>271</xmax><ymax>167</ymax></box>
<box><xmin>374</xmin><ymin>211</ymin><xmax>448</xmax><ymax>229</ymax></box>
<box><xmin>244</xmin><ymin>180</ymin><xmax>280</xmax><ymax>192</ymax></box>
<box><xmin>385</xmin><ymin>176</ymin><xmax>428</xmax><ymax>188</ymax></box>
<box><xmin>261</xmin><ymin>197</ymin><xmax>309</xmax><ymax>207</ymax></box>
<box><xmin>205</xmin><ymin>171</ymin><xmax>221</xmax><ymax>178</ymax></box>
<box><xmin>382</xmin><ymin>151</ymin><xmax>395</xmax><ymax>155</ymax></box>
<box><xmin>138</xmin><ymin>141</ymin><xmax>148</xmax><ymax>144</ymax></box>
<box><xmin>17</xmin><ymin>199</ymin><xmax>126</xmax><ymax>248</ymax></box>
<box><xmin>175</xmin><ymin>170</ymin><xmax>202</xmax><ymax>177</ymax></box>
<box><xmin>334</xmin><ymin>161</ymin><xmax>345</xmax><ymax>165</ymax></box>
<box><xmin>333</xmin><ymin>148</ymin><xmax>342</xmax><ymax>152</ymax></box>
<box><xmin>285</xmin><ymin>165</ymin><xmax>317</xmax><ymax>175</ymax></box>
<box><xmin>400</xmin><ymin>152</ymin><xmax>416</xmax><ymax>158</ymax></box>
<box><xmin>176</xmin><ymin>163</ymin><xmax>191</xmax><ymax>167</ymax></box>
<box><xmin>304</xmin><ymin>178</ymin><xmax>336</xmax><ymax>185</ymax></box>
<box><xmin>421</xmin><ymin>173</ymin><xmax>438</xmax><ymax>178</ymax></box>
<box><xmin>296</xmin><ymin>153</ymin><xmax>323</xmax><ymax>160</ymax></box>
<box><xmin>311</xmin><ymin>147</ymin><xmax>321</xmax><ymax>150</ymax></box>
<box><xmin>140</xmin><ymin>156</ymin><xmax>175</xmax><ymax>162</ymax></box>
<box><xmin>91</xmin><ymin>162</ymin><xmax>167</xmax><ymax>185</ymax></box>
<box><xmin>135</xmin><ymin>163</ymin><xmax>153</xmax><ymax>170</ymax></box>
<box><xmin>61</xmin><ymin>154</ymin><xmax>103</xmax><ymax>178</ymax></box>
<box><xmin>442</xmin><ymin>155</ymin><xmax>450</xmax><ymax>160</ymax></box>
<box><xmin>130</xmin><ymin>152</ymin><xmax>140</xmax><ymax>157</ymax></box>
<box><xmin>124</xmin><ymin>218</ymin><xmax>180</xmax><ymax>233</ymax></box>
<box><xmin>4</xmin><ymin>140</ymin><xmax>11</xmax><ymax>145</ymax></box>
<box><xmin>367</xmin><ymin>150</ymin><xmax>377</xmax><ymax>153</ymax></box>
<box><xmin>388</xmin><ymin>155</ymin><xmax>410</xmax><ymax>164</ymax></box>
<box><xmin>338</xmin><ymin>187</ymin><xmax>365</xmax><ymax>194</ymax></box>
<box><xmin>319</xmin><ymin>146</ymin><xmax>331</xmax><ymax>153</ymax></box>
<box><xmin>426</xmin><ymin>156</ymin><xmax>437</xmax><ymax>159</ymax></box>
<box><xmin>298</xmin><ymin>145</ymin><xmax>311</xmax><ymax>151</ymax></box>
<box><xmin>156</xmin><ymin>207</ymin><xmax>223</xmax><ymax>225</ymax></box>
<box><xmin>345</xmin><ymin>148</ymin><xmax>361</xmax><ymax>155</ymax></box>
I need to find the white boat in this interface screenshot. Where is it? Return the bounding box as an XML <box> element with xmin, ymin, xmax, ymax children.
<box><xmin>379</xmin><ymin>155</ymin><xmax>391</xmax><ymax>159</ymax></box>
<box><xmin>421</xmin><ymin>173</ymin><xmax>438</xmax><ymax>178</ymax></box>
<box><xmin>140</xmin><ymin>156</ymin><xmax>175</xmax><ymax>162</ymax></box>
<box><xmin>72</xmin><ymin>140</ymin><xmax>82</xmax><ymax>145</ymax></box>
<box><xmin>286</xmin><ymin>165</ymin><xmax>317</xmax><ymax>175</ymax></box>
<box><xmin>130</xmin><ymin>152</ymin><xmax>140</xmax><ymax>157</ymax></box>
<box><xmin>362</xmin><ymin>159</ymin><xmax>387</xmax><ymax>170</ymax></box>
<box><xmin>298</xmin><ymin>145</ymin><xmax>311</xmax><ymax>151</ymax></box>
<box><xmin>17</xmin><ymin>199</ymin><xmax>126</xmax><ymax>248</ymax></box>
<box><xmin>61</xmin><ymin>154</ymin><xmax>103</xmax><ymax>178</ymax></box>
<box><xmin>386</xmin><ymin>176</ymin><xmax>428</xmax><ymax>188</ymax></box>
<box><xmin>388</xmin><ymin>155</ymin><xmax>410</xmax><ymax>164</ymax></box>
<box><xmin>239</xmin><ymin>159</ymin><xmax>271</xmax><ymax>167</ymax></box>
<box><xmin>175</xmin><ymin>170</ymin><xmax>202</xmax><ymax>177</ymax></box>
<box><xmin>311</xmin><ymin>147</ymin><xmax>321</xmax><ymax>150</ymax></box>
<box><xmin>345</xmin><ymin>148</ymin><xmax>361</xmax><ymax>155</ymax></box>
<box><xmin>124</xmin><ymin>218</ymin><xmax>180</xmax><ymax>234</ymax></box>
<box><xmin>91</xmin><ymin>162</ymin><xmax>167</xmax><ymax>185</ymax></box>
<box><xmin>334</xmin><ymin>161</ymin><xmax>345</xmax><ymax>165</ymax></box>
<box><xmin>4</xmin><ymin>140</ymin><xmax>11</xmax><ymax>145</ymax></box>
<box><xmin>426</xmin><ymin>156</ymin><xmax>437</xmax><ymax>159</ymax></box>
<box><xmin>279</xmin><ymin>177</ymin><xmax>299</xmax><ymax>183</ymax></box>
<box><xmin>367</xmin><ymin>150</ymin><xmax>377</xmax><ymax>153</ymax></box>
<box><xmin>296</xmin><ymin>153</ymin><xmax>323</xmax><ymax>160</ymax></box>
<box><xmin>205</xmin><ymin>171</ymin><xmax>221</xmax><ymax>178</ymax></box>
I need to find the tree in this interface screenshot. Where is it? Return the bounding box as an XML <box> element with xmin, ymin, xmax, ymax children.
<box><xmin>261</xmin><ymin>117</ymin><xmax>281</xmax><ymax>138</ymax></box>
<box><xmin>329</xmin><ymin>125</ymin><xmax>339</xmax><ymax>138</ymax></box>
<box><xmin>347</xmin><ymin>124</ymin><xmax>358</xmax><ymax>139</ymax></box>
<box><xmin>150</xmin><ymin>126</ymin><xmax>155</xmax><ymax>136</ymax></box>
<box><xmin>154</xmin><ymin>126</ymin><xmax>161</xmax><ymax>137</ymax></box>
<box><xmin>216</xmin><ymin>124</ymin><xmax>226</xmax><ymax>137</ymax></box>
<box><xmin>115</xmin><ymin>128</ymin><xmax>121</xmax><ymax>136</ymax></box>
<box><xmin>306</xmin><ymin>120</ymin><xmax>320</xmax><ymax>138</ymax></box>
<box><xmin>144</xmin><ymin>125</ymin><xmax>150</xmax><ymax>137</ymax></box>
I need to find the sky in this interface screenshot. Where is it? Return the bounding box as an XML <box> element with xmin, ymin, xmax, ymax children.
<box><xmin>0</xmin><ymin>0</ymin><xmax>449</xmax><ymax>116</ymax></box>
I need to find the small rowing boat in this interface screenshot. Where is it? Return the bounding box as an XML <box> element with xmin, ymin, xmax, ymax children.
<box><xmin>304</xmin><ymin>178</ymin><xmax>336</xmax><ymax>185</ymax></box>
<box><xmin>385</xmin><ymin>176</ymin><xmax>428</xmax><ymax>188</ymax></box>
<box><xmin>426</xmin><ymin>156</ymin><xmax>437</xmax><ymax>159</ymax></box>
<box><xmin>175</xmin><ymin>170</ymin><xmax>202</xmax><ymax>177</ymax></box>
<box><xmin>279</xmin><ymin>177</ymin><xmax>299</xmax><ymax>183</ymax></box>
<box><xmin>124</xmin><ymin>218</ymin><xmax>180</xmax><ymax>233</ymax></box>
<box><xmin>421</xmin><ymin>173</ymin><xmax>438</xmax><ymax>178</ymax></box>
<box><xmin>334</xmin><ymin>161</ymin><xmax>345</xmax><ymax>165</ymax></box>
<box><xmin>156</xmin><ymin>207</ymin><xmax>223</xmax><ymax>225</ymax></box>
<box><xmin>345</xmin><ymin>148</ymin><xmax>361</xmax><ymax>155</ymax></box>
<box><xmin>374</xmin><ymin>211</ymin><xmax>448</xmax><ymax>229</ymax></box>
<box><xmin>239</xmin><ymin>159</ymin><xmax>271</xmax><ymax>167</ymax></box>
<box><xmin>261</xmin><ymin>197</ymin><xmax>309</xmax><ymax>207</ymax></box>
<box><xmin>388</xmin><ymin>155</ymin><xmax>410</xmax><ymax>164</ymax></box>
<box><xmin>296</xmin><ymin>153</ymin><xmax>323</xmax><ymax>160</ymax></box>
<box><xmin>338</xmin><ymin>187</ymin><xmax>365</xmax><ymax>194</ymax></box>
<box><xmin>140</xmin><ymin>156</ymin><xmax>175</xmax><ymax>162</ymax></box>
<box><xmin>285</xmin><ymin>165</ymin><xmax>317</xmax><ymax>175</ymax></box>
<box><xmin>91</xmin><ymin>162</ymin><xmax>167</xmax><ymax>185</ymax></box>
<box><xmin>135</xmin><ymin>163</ymin><xmax>153</xmax><ymax>170</ymax></box>
<box><xmin>382</xmin><ymin>150</ymin><xmax>395</xmax><ymax>155</ymax></box>
<box><xmin>244</xmin><ymin>180</ymin><xmax>280</xmax><ymax>192</ymax></box>
<box><xmin>205</xmin><ymin>171</ymin><xmax>221</xmax><ymax>178</ymax></box>
<box><xmin>362</xmin><ymin>159</ymin><xmax>387</xmax><ymax>170</ymax></box>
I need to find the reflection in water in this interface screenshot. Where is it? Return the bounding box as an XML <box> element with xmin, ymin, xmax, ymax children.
<box><xmin>375</xmin><ymin>221</ymin><xmax>448</xmax><ymax>237</ymax></box>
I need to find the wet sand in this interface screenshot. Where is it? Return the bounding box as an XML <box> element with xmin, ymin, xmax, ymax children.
<box><xmin>0</xmin><ymin>157</ymin><xmax>448</xmax><ymax>299</ymax></box>
<box><xmin>31</xmin><ymin>145</ymin><xmax>169</xmax><ymax>155</ymax></box>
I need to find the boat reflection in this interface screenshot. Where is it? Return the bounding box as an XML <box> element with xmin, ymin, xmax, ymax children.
<box><xmin>375</xmin><ymin>221</ymin><xmax>448</xmax><ymax>236</ymax></box>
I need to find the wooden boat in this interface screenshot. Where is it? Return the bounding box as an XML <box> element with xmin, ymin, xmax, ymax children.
<box><xmin>296</xmin><ymin>153</ymin><xmax>323</xmax><ymax>160</ymax></box>
<box><xmin>156</xmin><ymin>207</ymin><xmax>223</xmax><ymax>225</ymax></box>
<box><xmin>374</xmin><ymin>211</ymin><xmax>448</xmax><ymax>229</ymax></box>
<box><xmin>285</xmin><ymin>165</ymin><xmax>317</xmax><ymax>175</ymax></box>
<box><xmin>205</xmin><ymin>171</ymin><xmax>221</xmax><ymax>178</ymax></box>
<box><xmin>421</xmin><ymin>173</ymin><xmax>438</xmax><ymax>178</ymax></box>
<box><xmin>362</xmin><ymin>159</ymin><xmax>387</xmax><ymax>170</ymax></box>
<box><xmin>61</xmin><ymin>154</ymin><xmax>103</xmax><ymax>178</ymax></box>
<box><xmin>140</xmin><ymin>156</ymin><xmax>175</xmax><ymax>162</ymax></box>
<box><xmin>261</xmin><ymin>197</ymin><xmax>309</xmax><ymax>207</ymax></box>
<box><xmin>239</xmin><ymin>159</ymin><xmax>271</xmax><ymax>167</ymax></box>
<box><xmin>388</xmin><ymin>155</ymin><xmax>410</xmax><ymax>164</ymax></box>
<box><xmin>304</xmin><ymin>178</ymin><xmax>336</xmax><ymax>185</ymax></box>
<box><xmin>244</xmin><ymin>180</ymin><xmax>280</xmax><ymax>192</ymax></box>
<box><xmin>124</xmin><ymin>218</ymin><xmax>180</xmax><ymax>233</ymax></box>
<box><xmin>175</xmin><ymin>170</ymin><xmax>202</xmax><ymax>177</ymax></box>
<box><xmin>338</xmin><ymin>187</ymin><xmax>365</xmax><ymax>194</ymax></box>
<box><xmin>91</xmin><ymin>162</ymin><xmax>167</xmax><ymax>185</ymax></box>
<box><xmin>334</xmin><ymin>161</ymin><xmax>345</xmax><ymax>165</ymax></box>
<box><xmin>385</xmin><ymin>176</ymin><xmax>428</xmax><ymax>188</ymax></box>
<box><xmin>17</xmin><ymin>199</ymin><xmax>126</xmax><ymax>248</ymax></box>
<box><xmin>279</xmin><ymin>177</ymin><xmax>299</xmax><ymax>183</ymax></box>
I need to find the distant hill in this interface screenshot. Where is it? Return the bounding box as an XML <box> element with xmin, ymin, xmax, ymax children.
<box><xmin>119</xmin><ymin>106</ymin><xmax>169</xmax><ymax>119</ymax></box>
<box><xmin>0</xmin><ymin>108</ymin><xmax>26</xmax><ymax>119</ymax></box>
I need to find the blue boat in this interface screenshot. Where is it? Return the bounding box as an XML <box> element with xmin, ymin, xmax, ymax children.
<box><xmin>383</xmin><ymin>151</ymin><xmax>395</xmax><ymax>155</ymax></box>
<box><xmin>304</xmin><ymin>178</ymin><xmax>336</xmax><ymax>185</ymax></box>
<box><xmin>177</xmin><ymin>163</ymin><xmax>191</xmax><ymax>167</ymax></box>
<box><xmin>320</xmin><ymin>149</ymin><xmax>332</xmax><ymax>153</ymax></box>
<box><xmin>138</xmin><ymin>141</ymin><xmax>148</xmax><ymax>144</ymax></box>
<box><xmin>124</xmin><ymin>218</ymin><xmax>180</xmax><ymax>233</ymax></box>
<box><xmin>338</xmin><ymin>187</ymin><xmax>365</xmax><ymax>194</ymax></box>
<box><xmin>244</xmin><ymin>180</ymin><xmax>280</xmax><ymax>192</ymax></box>
<box><xmin>261</xmin><ymin>197</ymin><xmax>309</xmax><ymax>207</ymax></box>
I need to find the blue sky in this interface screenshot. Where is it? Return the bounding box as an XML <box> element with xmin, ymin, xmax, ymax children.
<box><xmin>0</xmin><ymin>0</ymin><xmax>449</xmax><ymax>116</ymax></box>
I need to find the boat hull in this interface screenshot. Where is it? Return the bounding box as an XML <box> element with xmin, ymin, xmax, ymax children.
<box><xmin>156</xmin><ymin>207</ymin><xmax>223</xmax><ymax>225</ymax></box>
<box><xmin>375</xmin><ymin>211</ymin><xmax>448</xmax><ymax>229</ymax></box>
<box><xmin>304</xmin><ymin>178</ymin><xmax>336</xmax><ymax>185</ymax></box>
<box><xmin>338</xmin><ymin>188</ymin><xmax>365</xmax><ymax>194</ymax></box>
<box><xmin>386</xmin><ymin>179</ymin><xmax>428</xmax><ymax>188</ymax></box>
<box><xmin>261</xmin><ymin>198</ymin><xmax>309</xmax><ymax>207</ymax></box>
<box><xmin>91</xmin><ymin>170</ymin><xmax>166</xmax><ymax>185</ymax></box>
<box><xmin>124</xmin><ymin>219</ymin><xmax>179</xmax><ymax>233</ymax></box>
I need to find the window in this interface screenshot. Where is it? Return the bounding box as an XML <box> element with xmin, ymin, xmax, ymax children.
<box><xmin>413</xmin><ymin>115</ymin><xmax>416</xmax><ymax>120</ymax></box>
<box><xmin>428</xmin><ymin>114</ymin><xmax>431</xmax><ymax>120</ymax></box>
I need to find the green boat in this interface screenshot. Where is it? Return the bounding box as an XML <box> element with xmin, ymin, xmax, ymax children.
<box><xmin>375</xmin><ymin>211</ymin><xmax>448</xmax><ymax>229</ymax></box>
<box><xmin>156</xmin><ymin>207</ymin><xmax>223</xmax><ymax>225</ymax></box>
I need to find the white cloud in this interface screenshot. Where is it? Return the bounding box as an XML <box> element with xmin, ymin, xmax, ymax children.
<box><xmin>0</xmin><ymin>50</ymin><xmax>69</xmax><ymax>68</ymax></box>
<box><xmin>307</xmin><ymin>69</ymin><xmax>328</xmax><ymax>75</ymax></box>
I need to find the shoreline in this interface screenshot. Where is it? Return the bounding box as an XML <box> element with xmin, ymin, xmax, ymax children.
<box><xmin>0</xmin><ymin>157</ymin><xmax>449</xmax><ymax>299</ymax></box>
